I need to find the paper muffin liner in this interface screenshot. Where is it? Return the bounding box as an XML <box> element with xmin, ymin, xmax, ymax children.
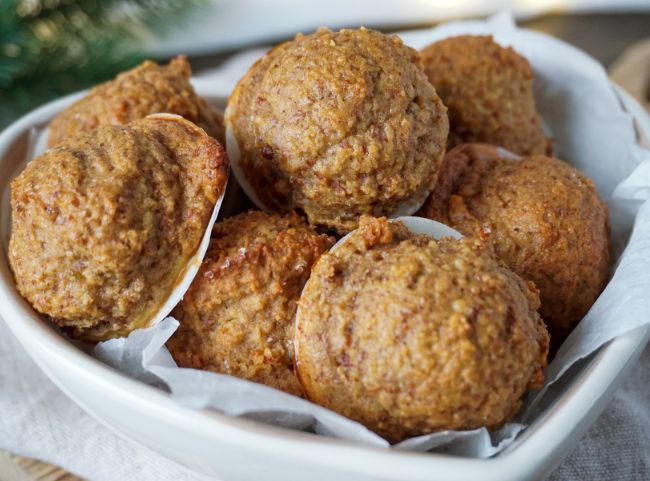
<box><xmin>224</xmin><ymin>121</ymin><xmax>271</xmax><ymax>212</ymax></box>
<box><xmin>329</xmin><ymin>215</ymin><xmax>462</xmax><ymax>254</ymax></box>
<box><xmin>146</xmin><ymin>189</ymin><xmax>225</xmax><ymax>331</ymax></box>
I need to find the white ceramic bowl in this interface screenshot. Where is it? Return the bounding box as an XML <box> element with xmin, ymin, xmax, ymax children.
<box><xmin>1</xmin><ymin>81</ymin><xmax>650</xmax><ymax>481</ymax></box>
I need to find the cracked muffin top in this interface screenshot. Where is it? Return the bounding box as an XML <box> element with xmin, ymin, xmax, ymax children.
<box><xmin>295</xmin><ymin>216</ymin><xmax>549</xmax><ymax>442</ymax></box>
<box><xmin>226</xmin><ymin>27</ymin><xmax>448</xmax><ymax>233</ymax></box>
<box><xmin>9</xmin><ymin>115</ymin><xmax>228</xmax><ymax>341</ymax></box>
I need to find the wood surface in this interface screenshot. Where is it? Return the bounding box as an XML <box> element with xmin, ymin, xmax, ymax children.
<box><xmin>0</xmin><ymin>451</ymin><xmax>83</xmax><ymax>481</ymax></box>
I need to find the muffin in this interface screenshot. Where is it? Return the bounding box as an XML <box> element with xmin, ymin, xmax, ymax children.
<box><xmin>226</xmin><ymin>27</ymin><xmax>449</xmax><ymax>233</ymax></box>
<box><xmin>48</xmin><ymin>56</ymin><xmax>224</xmax><ymax>146</ymax></box>
<box><xmin>168</xmin><ymin>211</ymin><xmax>334</xmax><ymax>396</ymax></box>
<box><xmin>420</xmin><ymin>35</ymin><xmax>549</xmax><ymax>156</ymax></box>
<box><xmin>419</xmin><ymin>144</ymin><xmax>610</xmax><ymax>345</ymax></box>
<box><xmin>295</xmin><ymin>216</ymin><xmax>549</xmax><ymax>442</ymax></box>
<box><xmin>9</xmin><ymin>115</ymin><xmax>228</xmax><ymax>342</ymax></box>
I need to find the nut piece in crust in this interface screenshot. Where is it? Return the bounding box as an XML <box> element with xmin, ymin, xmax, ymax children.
<box><xmin>168</xmin><ymin>211</ymin><xmax>334</xmax><ymax>396</ymax></box>
<box><xmin>419</xmin><ymin>144</ymin><xmax>610</xmax><ymax>346</ymax></box>
<box><xmin>9</xmin><ymin>115</ymin><xmax>229</xmax><ymax>342</ymax></box>
<box><xmin>226</xmin><ymin>28</ymin><xmax>449</xmax><ymax>234</ymax></box>
<box><xmin>295</xmin><ymin>216</ymin><xmax>549</xmax><ymax>442</ymax></box>
<box><xmin>420</xmin><ymin>35</ymin><xmax>549</xmax><ymax>156</ymax></box>
<box><xmin>48</xmin><ymin>56</ymin><xmax>224</xmax><ymax>146</ymax></box>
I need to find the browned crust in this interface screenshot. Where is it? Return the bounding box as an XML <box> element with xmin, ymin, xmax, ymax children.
<box><xmin>168</xmin><ymin>211</ymin><xmax>334</xmax><ymax>396</ymax></box>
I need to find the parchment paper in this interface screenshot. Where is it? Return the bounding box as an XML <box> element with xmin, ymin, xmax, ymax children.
<box><xmin>95</xmin><ymin>12</ymin><xmax>650</xmax><ymax>458</ymax></box>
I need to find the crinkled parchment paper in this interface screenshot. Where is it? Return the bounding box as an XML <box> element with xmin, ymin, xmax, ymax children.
<box><xmin>95</xmin><ymin>12</ymin><xmax>650</xmax><ymax>458</ymax></box>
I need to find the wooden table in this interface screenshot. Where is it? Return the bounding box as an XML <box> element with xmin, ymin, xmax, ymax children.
<box><xmin>0</xmin><ymin>452</ymin><xmax>81</xmax><ymax>481</ymax></box>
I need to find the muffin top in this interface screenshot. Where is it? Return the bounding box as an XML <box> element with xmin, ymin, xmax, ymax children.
<box><xmin>168</xmin><ymin>211</ymin><xmax>334</xmax><ymax>396</ymax></box>
<box><xmin>227</xmin><ymin>27</ymin><xmax>448</xmax><ymax>233</ymax></box>
<box><xmin>419</xmin><ymin>143</ymin><xmax>610</xmax><ymax>344</ymax></box>
<box><xmin>420</xmin><ymin>35</ymin><xmax>549</xmax><ymax>156</ymax></box>
<box><xmin>48</xmin><ymin>56</ymin><xmax>224</xmax><ymax>146</ymax></box>
<box><xmin>10</xmin><ymin>115</ymin><xmax>228</xmax><ymax>341</ymax></box>
<box><xmin>296</xmin><ymin>216</ymin><xmax>549</xmax><ymax>442</ymax></box>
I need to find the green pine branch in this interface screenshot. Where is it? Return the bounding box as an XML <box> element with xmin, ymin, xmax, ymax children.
<box><xmin>0</xmin><ymin>0</ymin><xmax>206</xmax><ymax>128</ymax></box>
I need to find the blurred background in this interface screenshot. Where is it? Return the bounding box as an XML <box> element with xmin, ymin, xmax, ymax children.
<box><xmin>1</xmin><ymin>0</ymin><xmax>649</xmax><ymax>129</ymax></box>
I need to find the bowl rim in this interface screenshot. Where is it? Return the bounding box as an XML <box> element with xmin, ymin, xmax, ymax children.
<box><xmin>0</xmin><ymin>84</ymin><xmax>649</xmax><ymax>481</ymax></box>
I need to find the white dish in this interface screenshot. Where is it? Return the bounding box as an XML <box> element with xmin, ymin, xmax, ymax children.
<box><xmin>1</xmin><ymin>44</ymin><xmax>650</xmax><ymax>481</ymax></box>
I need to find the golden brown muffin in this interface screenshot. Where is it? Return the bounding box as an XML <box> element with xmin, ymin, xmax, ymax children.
<box><xmin>9</xmin><ymin>115</ymin><xmax>228</xmax><ymax>342</ymax></box>
<box><xmin>420</xmin><ymin>35</ymin><xmax>549</xmax><ymax>156</ymax></box>
<box><xmin>226</xmin><ymin>27</ymin><xmax>449</xmax><ymax>234</ymax></box>
<box><xmin>296</xmin><ymin>216</ymin><xmax>549</xmax><ymax>442</ymax></box>
<box><xmin>419</xmin><ymin>144</ymin><xmax>610</xmax><ymax>346</ymax></box>
<box><xmin>168</xmin><ymin>211</ymin><xmax>334</xmax><ymax>396</ymax></box>
<box><xmin>48</xmin><ymin>56</ymin><xmax>224</xmax><ymax>146</ymax></box>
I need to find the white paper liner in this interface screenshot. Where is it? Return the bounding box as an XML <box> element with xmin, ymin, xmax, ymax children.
<box><xmin>92</xmin><ymin>12</ymin><xmax>650</xmax><ymax>458</ymax></box>
<box><xmin>224</xmin><ymin>123</ymin><xmax>269</xmax><ymax>212</ymax></box>
<box><xmin>330</xmin><ymin>215</ymin><xmax>462</xmax><ymax>254</ymax></box>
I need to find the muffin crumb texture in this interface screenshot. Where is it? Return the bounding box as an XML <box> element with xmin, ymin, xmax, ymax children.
<box><xmin>296</xmin><ymin>216</ymin><xmax>549</xmax><ymax>442</ymax></box>
<box><xmin>169</xmin><ymin>211</ymin><xmax>334</xmax><ymax>396</ymax></box>
<box><xmin>420</xmin><ymin>35</ymin><xmax>549</xmax><ymax>156</ymax></box>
